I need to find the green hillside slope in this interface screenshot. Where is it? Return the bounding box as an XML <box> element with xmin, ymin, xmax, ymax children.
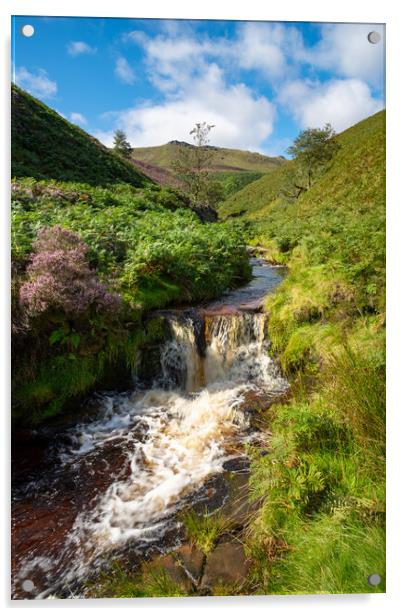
<box><xmin>228</xmin><ymin>111</ymin><xmax>386</xmax><ymax>595</ymax></box>
<box><xmin>221</xmin><ymin>110</ymin><xmax>385</xmax><ymax>231</ymax></box>
<box><xmin>11</xmin><ymin>85</ymin><xmax>148</xmax><ymax>187</ymax></box>
<box><xmin>131</xmin><ymin>141</ymin><xmax>284</xmax><ymax>173</ymax></box>
<box><xmin>219</xmin><ymin>162</ymin><xmax>290</xmax><ymax>219</ymax></box>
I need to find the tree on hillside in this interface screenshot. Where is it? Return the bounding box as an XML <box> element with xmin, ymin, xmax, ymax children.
<box><xmin>113</xmin><ymin>130</ymin><xmax>132</xmax><ymax>159</ymax></box>
<box><xmin>172</xmin><ymin>122</ymin><xmax>224</xmax><ymax>211</ymax></box>
<box><xmin>282</xmin><ymin>123</ymin><xmax>340</xmax><ymax>200</ymax></box>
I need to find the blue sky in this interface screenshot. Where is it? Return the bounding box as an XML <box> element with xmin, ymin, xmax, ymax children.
<box><xmin>12</xmin><ymin>16</ymin><xmax>385</xmax><ymax>156</ymax></box>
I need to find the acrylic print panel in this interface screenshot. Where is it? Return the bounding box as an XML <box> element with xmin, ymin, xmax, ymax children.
<box><xmin>11</xmin><ymin>15</ymin><xmax>386</xmax><ymax>599</ymax></box>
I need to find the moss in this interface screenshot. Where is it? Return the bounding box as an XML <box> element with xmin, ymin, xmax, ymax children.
<box><xmin>12</xmin><ymin>325</ymin><xmax>144</xmax><ymax>425</ymax></box>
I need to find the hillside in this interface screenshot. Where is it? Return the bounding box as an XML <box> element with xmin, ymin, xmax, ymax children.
<box><xmin>131</xmin><ymin>158</ymin><xmax>182</xmax><ymax>188</ymax></box>
<box><xmin>227</xmin><ymin>110</ymin><xmax>386</xmax><ymax>595</ymax></box>
<box><xmin>11</xmin><ymin>85</ymin><xmax>148</xmax><ymax>187</ymax></box>
<box><xmin>220</xmin><ymin>111</ymin><xmax>385</xmax><ymax>230</ymax></box>
<box><xmin>131</xmin><ymin>141</ymin><xmax>284</xmax><ymax>173</ymax></box>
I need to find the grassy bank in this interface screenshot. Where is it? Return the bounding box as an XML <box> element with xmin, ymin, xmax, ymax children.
<box><xmin>221</xmin><ymin>111</ymin><xmax>386</xmax><ymax>594</ymax></box>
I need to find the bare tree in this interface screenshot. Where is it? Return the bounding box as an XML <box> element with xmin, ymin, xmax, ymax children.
<box><xmin>172</xmin><ymin>122</ymin><xmax>224</xmax><ymax>210</ymax></box>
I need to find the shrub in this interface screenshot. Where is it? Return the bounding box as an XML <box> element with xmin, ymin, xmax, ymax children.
<box><xmin>20</xmin><ymin>226</ymin><xmax>121</xmax><ymax>319</ymax></box>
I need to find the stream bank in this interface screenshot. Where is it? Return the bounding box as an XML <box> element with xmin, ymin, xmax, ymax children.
<box><xmin>12</xmin><ymin>258</ymin><xmax>288</xmax><ymax>599</ymax></box>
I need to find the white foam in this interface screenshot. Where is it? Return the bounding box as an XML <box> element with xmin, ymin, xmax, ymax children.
<box><xmin>15</xmin><ymin>311</ymin><xmax>289</xmax><ymax>597</ymax></box>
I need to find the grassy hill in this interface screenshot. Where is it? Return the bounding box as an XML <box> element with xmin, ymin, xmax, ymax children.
<box><xmin>11</xmin><ymin>85</ymin><xmax>149</xmax><ymax>187</ymax></box>
<box><xmin>219</xmin><ymin>162</ymin><xmax>290</xmax><ymax>219</ymax></box>
<box><xmin>131</xmin><ymin>141</ymin><xmax>284</xmax><ymax>173</ymax></box>
<box><xmin>220</xmin><ymin>111</ymin><xmax>385</xmax><ymax>226</ymax></box>
<box><xmin>221</xmin><ymin>110</ymin><xmax>386</xmax><ymax>595</ymax></box>
<box><xmin>131</xmin><ymin>141</ymin><xmax>284</xmax><ymax>197</ymax></box>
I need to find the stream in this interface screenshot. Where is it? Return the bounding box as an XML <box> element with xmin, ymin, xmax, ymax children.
<box><xmin>11</xmin><ymin>258</ymin><xmax>288</xmax><ymax>599</ymax></box>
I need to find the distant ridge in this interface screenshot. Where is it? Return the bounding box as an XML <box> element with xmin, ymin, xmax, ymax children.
<box><xmin>131</xmin><ymin>141</ymin><xmax>285</xmax><ymax>173</ymax></box>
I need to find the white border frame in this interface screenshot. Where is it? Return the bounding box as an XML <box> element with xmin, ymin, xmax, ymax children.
<box><xmin>2</xmin><ymin>1</ymin><xmax>402</xmax><ymax>614</ymax></box>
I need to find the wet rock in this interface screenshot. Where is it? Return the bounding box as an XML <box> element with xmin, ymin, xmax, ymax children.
<box><xmin>174</xmin><ymin>544</ymin><xmax>205</xmax><ymax>585</ymax></box>
<box><xmin>200</xmin><ymin>541</ymin><xmax>251</xmax><ymax>591</ymax></box>
<box><xmin>190</xmin><ymin>473</ymin><xmax>230</xmax><ymax>515</ymax></box>
<box><xmin>238</xmin><ymin>388</ymin><xmax>275</xmax><ymax>415</ymax></box>
<box><xmin>149</xmin><ymin>553</ymin><xmax>194</xmax><ymax>593</ymax></box>
<box><xmin>223</xmin><ymin>456</ymin><xmax>250</xmax><ymax>473</ymax></box>
<box><xmin>220</xmin><ymin>471</ymin><xmax>256</xmax><ymax>528</ymax></box>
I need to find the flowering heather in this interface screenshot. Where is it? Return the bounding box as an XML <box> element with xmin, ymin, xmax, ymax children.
<box><xmin>20</xmin><ymin>226</ymin><xmax>121</xmax><ymax>317</ymax></box>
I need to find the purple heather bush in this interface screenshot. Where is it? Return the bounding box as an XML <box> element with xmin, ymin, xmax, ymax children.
<box><xmin>20</xmin><ymin>226</ymin><xmax>121</xmax><ymax>318</ymax></box>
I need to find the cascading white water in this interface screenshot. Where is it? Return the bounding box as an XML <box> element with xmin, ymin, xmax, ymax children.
<box><xmin>14</xmin><ymin>309</ymin><xmax>288</xmax><ymax>598</ymax></box>
<box><xmin>160</xmin><ymin>317</ymin><xmax>205</xmax><ymax>391</ymax></box>
<box><xmin>160</xmin><ymin>312</ymin><xmax>287</xmax><ymax>392</ymax></box>
<box><xmin>204</xmin><ymin>313</ymin><xmax>285</xmax><ymax>387</ymax></box>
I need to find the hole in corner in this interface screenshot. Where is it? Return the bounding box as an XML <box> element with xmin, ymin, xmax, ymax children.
<box><xmin>367</xmin><ymin>31</ymin><xmax>381</xmax><ymax>45</ymax></box>
<box><xmin>21</xmin><ymin>24</ymin><xmax>35</xmax><ymax>38</ymax></box>
<box><xmin>22</xmin><ymin>579</ymin><xmax>35</xmax><ymax>592</ymax></box>
<box><xmin>367</xmin><ymin>573</ymin><xmax>382</xmax><ymax>587</ymax></box>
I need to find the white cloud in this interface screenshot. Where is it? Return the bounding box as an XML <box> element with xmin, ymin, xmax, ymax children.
<box><xmin>101</xmin><ymin>22</ymin><xmax>383</xmax><ymax>152</ymax></box>
<box><xmin>303</xmin><ymin>24</ymin><xmax>385</xmax><ymax>88</ymax></box>
<box><xmin>14</xmin><ymin>66</ymin><xmax>57</xmax><ymax>99</ymax></box>
<box><xmin>115</xmin><ymin>57</ymin><xmax>135</xmax><ymax>84</ymax></box>
<box><xmin>96</xmin><ymin>64</ymin><xmax>275</xmax><ymax>151</ymax></box>
<box><xmin>67</xmin><ymin>41</ymin><xmax>97</xmax><ymax>56</ymax></box>
<box><xmin>93</xmin><ymin>130</ymin><xmax>115</xmax><ymax>148</ymax></box>
<box><xmin>109</xmin><ymin>27</ymin><xmax>277</xmax><ymax>151</ymax></box>
<box><xmin>279</xmin><ymin>78</ymin><xmax>383</xmax><ymax>133</ymax></box>
<box><xmin>236</xmin><ymin>22</ymin><xmax>296</xmax><ymax>79</ymax></box>
<box><xmin>125</xmin><ymin>22</ymin><xmax>299</xmax><ymax>86</ymax></box>
<box><xmin>70</xmin><ymin>112</ymin><xmax>87</xmax><ymax>126</ymax></box>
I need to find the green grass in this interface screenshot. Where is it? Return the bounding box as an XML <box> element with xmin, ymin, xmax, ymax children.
<box><xmin>86</xmin><ymin>562</ymin><xmax>187</xmax><ymax>598</ymax></box>
<box><xmin>181</xmin><ymin>508</ymin><xmax>234</xmax><ymax>555</ymax></box>
<box><xmin>224</xmin><ymin>111</ymin><xmax>387</xmax><ymax>595</ymax></box>
<box><xmin>219</xmin><ymin>162</ymin><xmax>291</xmax><ymax>219</ymax></box>
<box><xmin>212</xmin><ymin>170</ymin><xmax>265</xmax><ymax>199</ymax></box>
<box><xmin>266</xmin><ymin>515</ymin><xmax>385</xmax><ymax>595</ymax></box>
<box><xmin>247</xmin><ymin>348</ymin><xmax>385</xmax><ymax>594</ymax></box>
<box><xmin>12</xmin><ymin>85</ymin><xmax>149</xmax><ymax>186</ymax></box>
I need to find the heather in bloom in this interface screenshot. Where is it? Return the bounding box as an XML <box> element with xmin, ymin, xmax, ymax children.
<box><xmin>20</xmin><ymin>226</ymin><xmax>121</xmax><ymax>318</ymax></box>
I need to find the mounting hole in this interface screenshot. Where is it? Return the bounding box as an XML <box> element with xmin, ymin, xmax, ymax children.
<box><xmin>21</xmin><ymin>24</ymin><xmax>35</xmax><ymax>38</ymax></box>
<box><xmin>368</xmin><ymin>573</ymin><xmax>382</xmax><ymax>587</ymax></box>
<box><xmin>367</xmin><ymin>31</ymin><xmax>381</xmax><ymax>44</ymax></box>
<box><xmin>22</xmin><ymin>579</ymin><xmax>35</xmax><ymax>592</ymax></box>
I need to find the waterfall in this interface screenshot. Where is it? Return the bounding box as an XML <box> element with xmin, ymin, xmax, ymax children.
<box><xmin>158</xmin><ymin>311</ymin><xmax>287</xmax><ymax>393</ymax></box>
<box><xmin>13</xmin><ymin>308</ymin><xmax>288</xmax><ymax>598</ymax></box>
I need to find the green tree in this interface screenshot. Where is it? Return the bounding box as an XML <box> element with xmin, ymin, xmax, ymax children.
<box><xmin>172</xmin><ymin>122</ymin><xmax>220</xmax><ymax>210</ymax></box>
<box><xmin>283</xmin><ymin>124</ymin><xmax>340</xmax><ymax>200</ymax></box>
<box><xmin>113</xmin><ymin>130</ymin><xmax>132</xmax><ymax>159</ymax></box>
